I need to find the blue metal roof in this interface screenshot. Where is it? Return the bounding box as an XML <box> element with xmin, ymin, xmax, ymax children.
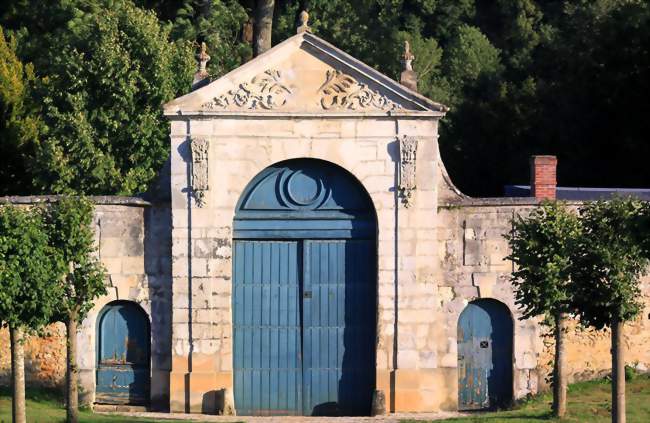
<box><xmin>504</xmin><ymin>185</ymin><xmax>650</xmax><ymax>201</ymax></box>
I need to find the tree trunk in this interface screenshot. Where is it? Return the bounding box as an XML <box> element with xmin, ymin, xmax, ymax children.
<box><xmin>10</xmin><ymin>325</ymin><xmax>26</xmax><ymax>423</ymax></box>
<box><xmin>612</xmin><ymin>318</ymin><xmax>625</xmax><ymax>423</ymax></box>
<box><xmin>253</xmin><ymin>0</ymin><xmax>275</xmax><ymax>56</ymax></box>
<box><xmin>66</xmin><ymin>315</ymin><xmax>79</xmax><ymax>423</ymax></box>
<box><xmin>552</xmin><ymin>312</ymin><xmax>568</xmax><ymax>417</ymax></box>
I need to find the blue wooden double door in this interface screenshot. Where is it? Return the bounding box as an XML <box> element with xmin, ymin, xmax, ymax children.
<box><xmin>233</xmin><ymin>239</ymin><xmax>376</xmax><ymax>416</ymax></box>
<box><xmin>96</xmin><ymin>301</ymin><xmax>150</xmax><ymax>405</ymax></box>
<box><xmin>457</xmin><ymin>299</ymin><xmax>513</xmax><ymax>411</ymax></box>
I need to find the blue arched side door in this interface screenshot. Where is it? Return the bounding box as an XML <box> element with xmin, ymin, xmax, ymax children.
<box><xmin>457</xmin><ymin>299</ymin><xmax>513</xmax><ymax>410</ymax></box>
<box><xmin>96</xmin><ymin>302</ymin><xmax>150</xmax><ymax>405</ymax></box>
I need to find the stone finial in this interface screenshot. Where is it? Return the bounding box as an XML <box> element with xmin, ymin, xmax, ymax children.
<box><xmin>197</xmin><ymin>42</ymin><xmax>210</xmax><ymax>76</ymax></box>
<box><xmin>402</xmin><ymin>40</ymin><xmax>414</xmax><ymax>71</ymax></box>
<box><xmin>297</xmin><ymin>10</ymin><xmax>311</xmax><ymax>33</ymax></box>
<box><xmin>400</xmin><ymin>40</ymin><xmax>418</xmax><ymax>92</ymax></box>
<box><xmin>192</xmin><ymin>42</ymin><xmax>211</xmax><ymax>90</ymax></box>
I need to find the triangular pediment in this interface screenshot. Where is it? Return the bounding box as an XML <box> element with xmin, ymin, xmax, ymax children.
<box><xmin>164</xmin><ymin>32</ymin><xmax>447</xmax><ymax>116</ymax></box>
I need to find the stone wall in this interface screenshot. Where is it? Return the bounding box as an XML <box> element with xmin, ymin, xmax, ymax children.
<box><xmin>0</xmin><ymin>323</ymin><xmax>66</xmax><ymax>389</ymax></box>
<box><xmin>0</xmin><ymin>197</ymin><xmax>172</xmax><ymax>411</ymax></box>
<box><xmin>434</xmin><ymin>194</ymin><xmax>650</xmax><ymax>401</ymax></box>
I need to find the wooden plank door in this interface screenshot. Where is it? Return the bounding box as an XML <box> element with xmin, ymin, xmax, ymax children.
<box><xmin>302</xmin><ymin>240</ymin><xmax>375</xmax><ymax>416</ymax></box>
<box><xmin>96</xmin><ymin>302</ymin><xmax>150</xmax><ymax>405</ymax></box>
<box><xmin>457</xmin><ymin>300</ymin><xmax>513</xmax><ymax>411</ymax></box>
<box><xmin>233</xmin><ymin>240</ymin><xmax>302</xmax><ymax>415</ymax></box>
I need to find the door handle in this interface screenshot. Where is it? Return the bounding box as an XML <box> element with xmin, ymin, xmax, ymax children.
<box><xmin>303</xmin><ymin>291</ymin><xmax>312</xmax><ymax>299</ymax></box>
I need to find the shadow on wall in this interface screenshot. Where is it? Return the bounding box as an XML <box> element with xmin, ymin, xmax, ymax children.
<box><xmin>144</xmin><ymin>202</ymin><xmax>173</xmax><ymax>412</ymax></box>
<box><xmin>202</xmin><ymin>390</ymin><xmax>217</xmax><ymax>414</ymax></box>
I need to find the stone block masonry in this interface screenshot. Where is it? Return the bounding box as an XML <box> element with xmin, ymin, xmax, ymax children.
<box><xmin>0</xmin><ymin>197</ymin><xmax>172</xmax><ymax>411</ymax></box>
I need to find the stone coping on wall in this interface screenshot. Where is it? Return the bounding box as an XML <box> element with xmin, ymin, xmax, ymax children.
<box><xmin>439</xmin><ymin>196</ymin><xmax>583</xmax><ymax>208</ymax></box>
<box><xmin>0</xmin><ymin>195</ymin><xmax>152</xmax><ymax>207</ymax></box>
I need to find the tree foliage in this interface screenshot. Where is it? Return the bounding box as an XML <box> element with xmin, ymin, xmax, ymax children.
<box><xmin>140</xmin><ymin>0</ymin><xmax>250</xmax><ymax>75</ymax></box>
<box><xmin>0</xmin><ymin>205</ymin><xmax>61</xmax><ymax>330</ymax></box>
<box><xmin>1</xmin><ymin>0</ymin><xmax>650</xmax><ymax>196</ymax></box>
<box><xmin>1</xmin><ymin>0</ymin><xmax>195</xmax><ymax>195</ymax></box>
<box><xmin>572</xmin><ymin>198</ymin><xmax>647</xmax><ymax>329</ymax></box>
<box><xmin>46</xmin><ymin>196</ymin><xmax>107</xmax><ymax>323</ymax></box>
<box><xmin>0</xmin><ymin>27</ymin><xmax>41</xmax><ymax>195</ymax></box>
<box><xmin>505</xmin><ymin>201</ymin><xmax>581</xmax><ymax>321</ymax></box>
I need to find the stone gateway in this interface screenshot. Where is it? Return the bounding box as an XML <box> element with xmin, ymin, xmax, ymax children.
<box><xmin>1</xmin><ymin>26</ymin><xmax>650</xmax><ymax>416</ymax></box>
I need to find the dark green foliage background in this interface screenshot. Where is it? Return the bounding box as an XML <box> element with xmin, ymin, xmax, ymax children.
<box><xmin>1</xmin><ymin>0</ymin><xmax>649</xmax><ymax>196</ymax></box>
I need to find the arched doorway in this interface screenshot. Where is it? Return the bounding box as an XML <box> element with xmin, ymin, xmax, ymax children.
<box><xmin>457</xmin><ymin>299</ymin><xmax>513</xmax><ymax>410</ymax></box>
<box><xmin>96</xmin><ymin>301</ymin><xmax>150</xmax><ymax>405</ymax></box>
<box><xmin>232</xmin><ymin>159</ymin><xmax>377</xmax><ymax>416</ymax></box>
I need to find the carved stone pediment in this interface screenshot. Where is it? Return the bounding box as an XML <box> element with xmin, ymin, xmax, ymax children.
<box><xmin>164</xmin><ymin>32</ymin><xmax>448</xmax><ymax>115</ymax></box>
<box><xmin>202</xmin><ymin>69</ymin><xmax>292</xmax><ymax>111</ymax></box>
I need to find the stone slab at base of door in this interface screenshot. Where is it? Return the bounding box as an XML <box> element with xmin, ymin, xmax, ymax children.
<box><xmin>93</xmin><ymin>404</ymin><xmax>148</xmax><ymax>413</ymax></box>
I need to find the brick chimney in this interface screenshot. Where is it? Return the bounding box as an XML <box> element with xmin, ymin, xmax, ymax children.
<box><xmin>530</xmin><ymin>155</ymin><xmax>557</xmax><ymax>199</ymax></box>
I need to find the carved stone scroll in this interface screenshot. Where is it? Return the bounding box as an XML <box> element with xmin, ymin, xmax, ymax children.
<box><xmin>399</xmin><ymin>135</ymin><xmax>418</xmax><ymax>207</ymax></box>
<box><xmin>190</xmin><ymin>137</ymin><xmax>209</xmax><ymax>207</ymax></box>
<box><xmin>202</xmin><ymin>69</ymin><xmax>292</xmax><ymax>110</ymax></box>
<box><xmin>318</xmin><ymin>69</ymin><xmax>402</xmax><ymax>111</ymax></box>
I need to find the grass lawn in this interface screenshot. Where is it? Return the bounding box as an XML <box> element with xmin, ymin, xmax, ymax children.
<box><xmin>1</xmin><ymin>375</ymin><xmax>649</xmax><ymax>422</ymax></box>
<box><xmin>0</xmin><ymin>387</ymin><xmax>177</xmax><ymax>423</ymax></box>
<box><xmin>408</xmin><ymin>374</ymin><xmax>650</xmax><ymax>423</ymax></box>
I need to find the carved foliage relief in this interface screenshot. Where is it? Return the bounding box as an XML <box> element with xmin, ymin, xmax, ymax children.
<box><xmin>399</xmin><ymin>135</ymin><xmax>418</xmax><ymax>207</ymax></box>
<box><xmin>318</xmin><ymin>69</ymin><xmax>402</xmax><ymax>111</ymax></box>
<box><xmin>190</xmin><ymin>137</ymin><xmax>209</xmax><ymax>207</ymax></box>
<box><xmin>202</xmin><ymin>69</ymin><xmax>292</xmax><ymax>110</ymax></box>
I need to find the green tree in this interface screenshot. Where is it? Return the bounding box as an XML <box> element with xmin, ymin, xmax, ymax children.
<box><xmin>0</xmin><ymin>26</ymin><xmax>41</xmax><ymax>195</ymax></box>
<box><xmin>0</xmin><ymin>0</ymin><xmax>195</xmax><ymax>196</ymax></box>
<box><xmin>573</xmin><ymin>198</ymin><xmax>648</xmax><ymax>423</ymax></box>
<box><xmin>0</xmin><ymin>205</ymin><xmax>62</xmax><ymax>423</ymax></box>
<box><xmin>46</xmin><ymin>196</ymin><xmax>106</xmax><ymax>423</ymax></box>
<box><xmin>33</xmin><ymin>1</ymin><xmax>194</xmax><ymax>195</ymax></box>
<box><xmin>154</xmin><ymin>0</ymin><xmax>250</xmax><ymax>75</ymax></box>
<box><xmin>505</xmin><ymin>201</ymin><xmax>581</xmax><ymax>417</ymax></box>
<box><xmin>440</xmin><ymin>24</ymin><xmax>502</xmax><ymax>108</ymax></box>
